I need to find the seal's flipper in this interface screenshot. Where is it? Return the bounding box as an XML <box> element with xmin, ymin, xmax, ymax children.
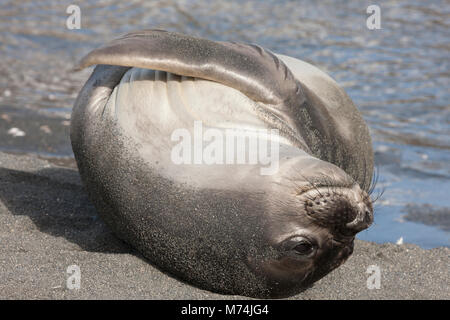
<box><xmin>75</xmin><ymin>29</ymin><xmax>303</xmax><ymax>108</ymax></box>
<box><xmin>75</xmin><ymin>29</ymin><xmax>312</xmax><ymax>151</ymax></box>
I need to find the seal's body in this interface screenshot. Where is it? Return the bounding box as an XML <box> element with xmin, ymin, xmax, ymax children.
<box><xmin>71</xmin><ymin>30</ymin><xmax>374</xmax><ymax>298</ymax></box>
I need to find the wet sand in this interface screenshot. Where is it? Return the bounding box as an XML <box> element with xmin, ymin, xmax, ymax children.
<box><xmin>0</xmin><ymin>151</ymin><xmax>448</xmax><ymax>299</ymax></box>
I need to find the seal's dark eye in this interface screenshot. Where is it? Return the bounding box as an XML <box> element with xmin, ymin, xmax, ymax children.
<box><xmin>279</xmin><ymin>236</ymin><xmax>317</xmax><ymax>257</ymax></box>
<box><xmin>294</xmin><ymin>241</ymin><xmax>314</xmax><ymax>255</ymax></box>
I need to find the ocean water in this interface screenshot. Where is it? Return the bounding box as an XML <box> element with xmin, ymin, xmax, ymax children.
<box><xmin>0</xmin><ymin>0</ymin><xmax>448</xmax><ymax>248</ymax></box>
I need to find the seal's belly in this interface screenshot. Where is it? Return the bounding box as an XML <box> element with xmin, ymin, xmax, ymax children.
<box><xmin>107</xmin><ymin>67</ymin><xmax>276</xmax><ymax>138</ymax></box>
<box><xmin>103</xmin><ymin>67</ymin><xmax>304</xmax><ymax>189</ymax></box>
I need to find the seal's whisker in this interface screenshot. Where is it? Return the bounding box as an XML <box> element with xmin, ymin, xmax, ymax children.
<box><xmin>362</xmin><ymin>166</ymin><xmax>384</xmax><ymax>205</ymax></box>
<box><xmin>362</xmin><ymin>156</ymin><xmax>368</xmax><ymax>191</ymax></box>
<box><xmin>371</xmin><ymin>186</ymin><xmax>385</xmax><ymax>204</ymax></box>
<box><xmin>368</xmin><ymin>165</ymin><xmax>380</xmax><ymax>197</ymax></box>
<box><xmin>298</xmin><ymin>173</ymin><xmax>323</xmax><ymax>197</ymax></box>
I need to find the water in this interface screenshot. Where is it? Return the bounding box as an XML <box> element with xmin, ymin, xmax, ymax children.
<box><xmin>0</xmin><ymin>0</ymin><xmax>448</xmax><ymax>248</ymax></box>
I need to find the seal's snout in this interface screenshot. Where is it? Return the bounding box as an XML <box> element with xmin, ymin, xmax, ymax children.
<box><xmin>302</xmin><ymin>186</ymin><xmax>373</xmax><ymax>235</ymax></box>
<box><xmin>345</xmin><ymin>203</ymin><xmax>373</xmax><ymax>233</ymax></box>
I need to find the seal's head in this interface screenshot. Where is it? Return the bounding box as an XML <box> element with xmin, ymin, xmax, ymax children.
<box><xmin>248</xmin><ymin>157</ymin><xmax>373</xmax><ymax>297</ymax></box>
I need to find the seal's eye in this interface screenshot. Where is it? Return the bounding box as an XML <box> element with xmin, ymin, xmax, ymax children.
<box><xmin>294</xmin><ymin>241</ymin><xmax>314</xmax><ymax>255</ymax></box>
<box><xmin>279</xmin><ymin>236</ymin><xmax>317</xmax><ymax>257</ymax></box>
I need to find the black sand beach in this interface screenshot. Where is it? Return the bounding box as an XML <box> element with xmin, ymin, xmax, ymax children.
<box><xmin>0</xmin><ymin>151</ymin><xmax>448</xmax><ymax>300</ymax></box>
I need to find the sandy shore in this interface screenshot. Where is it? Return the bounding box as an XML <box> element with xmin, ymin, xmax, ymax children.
<box><xmin>0</xmin><ymin>151</ymin><xmax>448</xmax><ymax>299</ymax></box>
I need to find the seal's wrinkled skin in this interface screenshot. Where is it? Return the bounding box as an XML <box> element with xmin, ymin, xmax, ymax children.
<box><xmin>71</xmin><ymin>30</ymin><xmax>374</xmax><ymax>298</ymax></box>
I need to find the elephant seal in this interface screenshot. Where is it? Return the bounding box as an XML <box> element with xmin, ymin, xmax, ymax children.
<box><xmin>71</xmin><ymin>30</ymin><xmax>374</xmax><ymax>298</ymax></box>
